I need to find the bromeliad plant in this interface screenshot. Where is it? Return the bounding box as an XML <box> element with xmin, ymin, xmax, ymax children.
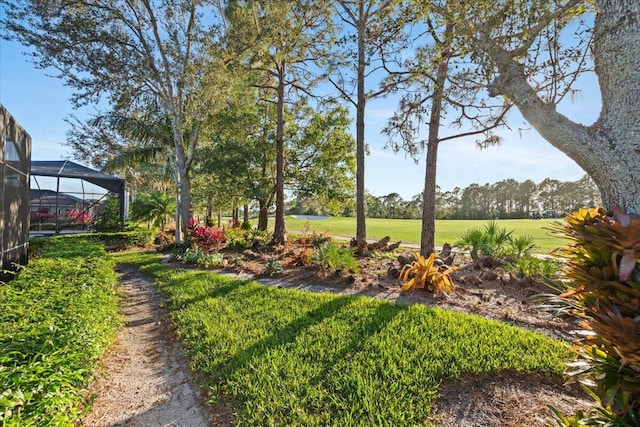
<box><xmin>548</xmin><ymin>207</ymin><xmax>640</xmax><ymax>426</ymax></box>
<box><xmin>400</xmin><ymin>252</ymin><xmax>458</xmax><ymax>295</ymax></box>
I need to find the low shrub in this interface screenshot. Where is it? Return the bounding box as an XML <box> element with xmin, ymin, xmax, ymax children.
<box><xmin>262</xmin><ymin>257</ymin><xmax>283</xmax><ymax>276</ymax></box>
<box><xmin>311</xmin><ymin>243</ymin><xmax>360</xmax><ymax>273</ymax></box>
<box><xmin>454</xmin><ymin>220</ymin><xmax>513</xmax><ymax>261</ymax></box>
<box><xmin>32</xmin><ymin>230</ymin><xmax>155</xmax><ymax>251</ymax></box>
<box><xmin>511</xmin><ymin>256</ymin><xmax>562</xmax><ymax>278</ymax></box>
<box><xmin>227</xmin><ymin>238</ymin><xmax>250</xmax><ymax>252</ymax></box>
<box><xmin>187</xmin><ymin>218</ymin><xmax>225</xmax><ymax>253</ymax></box>
<box><xmin>171</xmin><ymin>248</ymin><xmax>226</xmax><ymax>269</ymax></box>
<box><xmin>0</xmin><ymin>240</ymin><xmax>121</xmax><ymax>426</ymax></box>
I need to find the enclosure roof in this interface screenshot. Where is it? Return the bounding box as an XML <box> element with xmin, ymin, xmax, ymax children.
<box><xmin>31</xmin><ymin>160</ymin><xmax>125</xmax><ymax>194</ymax></box>
<box><xmin>30</xmin><ymin>188</ymin><xmax>84</xmax><ymax>202</ymax></box>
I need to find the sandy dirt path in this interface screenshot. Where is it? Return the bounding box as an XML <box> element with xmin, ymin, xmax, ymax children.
<box><xmin>81</xmin><ymin>265</ymin><xmax>233</xmax><ymax>427</ymax></box>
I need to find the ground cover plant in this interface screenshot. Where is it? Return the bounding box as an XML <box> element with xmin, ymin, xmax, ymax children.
<box><xmin>0</xmin><ymin>239</ymin><xmax>121</xmax><ymax>426</ymax></box>
<box><xmin>115</xmin><ymin>251</ymin><xmax>571</xmax><ymax>426</ymax></box>
<box><xmin>285</xmin><ymin>216</ymin><xmax>565</xmax><ymax>253</ymax></box>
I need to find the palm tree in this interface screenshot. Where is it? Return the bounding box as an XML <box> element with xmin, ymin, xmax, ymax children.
<box><xmin>90</xmin><ymin>110</ymin><xmax>186</xmax><ymax>243</ymax></box>
<box><xmin>130</xmin><ymin>191</ymin><xmax>175</xmax><ymax>231</ymax></box>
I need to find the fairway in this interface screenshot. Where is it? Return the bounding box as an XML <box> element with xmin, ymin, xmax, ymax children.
<box><xmin>285</xmin><ymin>216</ymin><xmax>568</xmax><ymax>254</ymax></box>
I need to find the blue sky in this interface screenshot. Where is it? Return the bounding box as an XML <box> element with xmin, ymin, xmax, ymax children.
<box><xmin>1</xmin><ymin>37</ymin><xmax>599</xmax><ymax>200</ymax></box>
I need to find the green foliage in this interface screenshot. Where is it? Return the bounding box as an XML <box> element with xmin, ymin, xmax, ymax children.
<box><xmin>114</xmin><ymin>251</ymin><xmax>570</xmax><ymax>426</ymax></box>
<box><xmin>262</xmin><ymin>257</ymin><xmax>283</xmax><ymax>276</ymax></box>
<box><xmin>511</xmin><ymin>256</ymin><xmax>561</xmax><ymax>278</ymax></box>
<box><xmin>228</xmin><ymin>238</ymin><xmax>250</xmax><ymax>252</ymax></box>
<box><xmin>400</xmin><ymin>252</ymin><xmax>457</xmax><ymax>295</ymax></box>
<box><xmin>247</xmin><ymin>228</ymin><xmax>271</xmax><ymax>248</ymax></box>
<box><xmin>0</xmin><ymin>240</ymin><xmax>121</xmax><ymax>425</ymax></box>
<box><xmin>454</xmin><ymin>220</ymin><xmax>513</xmax><ymax>261</ymax></box>
<box><xmin>508</xmin><ymin>234</ymin><xmax>537</xmax><ymax>259</ymax></box>
<box><xmin>228</xmin><ymin>253</ymin><xmax>245</xmax><ymax>270</ymax></box>
<box><xmin>240</xmin><ymin>220</ymin><xmax>252</xmax><ymax>231</ymax></box>
<box><xmin>311</xmin><ymin>243</ymin><xmax>360</xmax><ymax>273</ymax></box>
<box><xmin>31</xmin><ymin>230</ymin><xmax>155</xmax><ymax>252</ymax></box>
<box><xmin>130</xmin><ymin>191</ymin><xmax>175</xmax><ymax>230</ymax></box>
<box><xmin>92</xmin><ymin>198</ymin><xmax>122</xmax><ymax>232</ymax></box>
<box><xmin>546</xmin><ymin>207</ymin><xmax>640</xmax><ymax>424</ymax></box>
<box><xmin>171</xmin><ymin>248</ymin><xmax>226</xmax><ymax>269</ymax></box>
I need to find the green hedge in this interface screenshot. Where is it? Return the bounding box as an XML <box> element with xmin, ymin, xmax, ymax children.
<box><xmin>30</xmin><ymin>230</ymin><xmax>155</xmax><ymax>253</ymax></box>
<box><xmin>0</xmin><ymin>240</ymin><xmax>122</xmax><ymax>426</ymax></box>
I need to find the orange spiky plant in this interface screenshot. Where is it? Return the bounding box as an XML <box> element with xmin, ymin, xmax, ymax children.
<box><xmin>399</xmin><ymin>252</ymin><xmax>457</xmax><ymax>295</ymax></box>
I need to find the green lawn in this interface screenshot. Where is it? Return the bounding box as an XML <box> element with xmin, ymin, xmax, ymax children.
<box><xmin>116</xmin><ymin>251</ymin><xmax>570</xmax><ymax>426</ymax></box>
<box><xmin>284</xmin><ymin>216</ymin><xmax>567</xmax><ymax>254</ymax></box>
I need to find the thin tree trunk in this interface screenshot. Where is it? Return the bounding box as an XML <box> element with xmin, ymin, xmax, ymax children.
<box><xmin>421</xmin><ymin>27</ymin><xmax>451</xmax><ymax>257</ymax></box>
<box><xmin>273</xmin><ymin>63</ymin><xmax>287</xmax><ymax>245</ymax></box>
<box><xmin>243</xmin><ymin>203</ymin><xmax>249</xmax><ymax>224</ymax></box>
<box><xmin>206</xmin><ymin>197</ymin><xmax>213</xmax><ymax>227</ymax></box>
<box><xmin>355</xmin><ymin>12</ymin><xmax>368</xmax><ymax>255</ymax></box>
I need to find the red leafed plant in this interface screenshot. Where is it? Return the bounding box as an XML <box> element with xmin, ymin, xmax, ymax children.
<box><xmin>187</xmin><ymin>218</ymin><xmax>225</xmax><ymax>253</ymax></box>
<box><xmin>65</xmin><ymin>208</ymin><xmax>93</xmax><ymax>224</ymax></box>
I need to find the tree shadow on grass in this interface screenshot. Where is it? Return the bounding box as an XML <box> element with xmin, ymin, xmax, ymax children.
<box><xmin>211</xmin><ymin>292</ymin><xmax>359</xmax><ymax>381</ymax></box>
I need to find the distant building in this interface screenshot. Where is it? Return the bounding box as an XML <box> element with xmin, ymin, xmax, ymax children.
<box><xmin>0</xmin><ymin>104</ymin><xmax>31</xmax><ymax>272</ymax></box>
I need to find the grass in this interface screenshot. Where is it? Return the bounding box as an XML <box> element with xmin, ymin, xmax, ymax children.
<box><xmin>285</xmin><ymin>216</ymin><xmax>567</xmax><ymax>254</ymax></box>
<box><xmin>115</xmin><ymin>251</ymin><xmax>570</xmax><ymax>426</ymax></box>
<box><xmin>0</xmin><ymin>239</ymin><xmax>121</xmax><ymax>426</ymax></box>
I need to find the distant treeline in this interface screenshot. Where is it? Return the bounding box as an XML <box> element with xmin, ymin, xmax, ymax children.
<box><xmin>289</xmin><ymin>175</ymin><xmax>601</xmax><ymax>220</ymax></box>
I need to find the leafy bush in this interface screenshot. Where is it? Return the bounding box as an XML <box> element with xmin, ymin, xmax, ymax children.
<box><xmin>29</xmin><ymin>207</ymin><xmax>55</xmax><ymax>223</ymax></box>
<box><xmin>262</xmin><ymin>257</ymin><xmax>283</xmax><ymax>276</ymax></box>
<box><xmin>454</xmin><ymin>220</ymin><xmax>512</xmax><ymax>261</ymax></box>
<box><xmin>512</xmin><ymin>256</ymin><xmax>561</xmax><ymax>278</ymax></box>
<box><xmin>508</xmin><ymin>234</ymin><xmax>537</xmax><ymax>259</ymax></box>
<box><xmin>171</xmin><ymin>248</ymin><xmax>226</xmax><ymax>269</ymax></box>
<box><xmin>187</xmin><ymin>218</ymin><xmax>225</xmax><ymax>253</ymax></box>
<box><xmin>32</xmin><ymin>230</ymin><xmax>155</xmax><ymax>252</ymax></box>
<box><xmin>547</xmin><ymin>207</ymin><xmax>640</xmax><ymax>425</ymax></box>
<box><xmin>129</xmin><ymin>191</ymin><xmax>174</xmax><ymax>230</ymax></box>
<box><xmin>311</xmin><ymin>243</ymin><xmax>360</xmax><ymax>273</ymax></box>
<box><xmin>293</xmin><ymin>221</ymin><xmax>331</xmax><ymax>247</ymax></box>
<box><xmin>228</xmin><ymin>238</ymin><xmax>249</xmax><ymax>252</ymax></box>
<box><xmin>0</xmin><ymin>240</ymin><xmax>121</xmax><ymax>425</ymax></box>
<box><xmin>400</xmin><ymin>252</ymin><xmax>457</xmax><ymax>294</ymax></box>
<box><xmin>92</xmin><ymin>197</ymin><xmax>122</xmax><ymax>232</ymax></box>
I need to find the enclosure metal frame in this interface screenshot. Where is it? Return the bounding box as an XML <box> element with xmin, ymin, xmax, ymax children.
<box><xmin>30</xmin><ymin>160</ymin><xmax>126</xmax><ymax>234</ymax></box>
<box><xmin>1</xmin><ymin>104</ymin><xmax>31</xmax><ymax>271</ymax></box>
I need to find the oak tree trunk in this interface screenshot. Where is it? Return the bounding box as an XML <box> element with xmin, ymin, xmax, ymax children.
<box><xmin>489</xmin><ymin>1</ymin><xmax>640</xmax><ymax>215</ymax></box>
